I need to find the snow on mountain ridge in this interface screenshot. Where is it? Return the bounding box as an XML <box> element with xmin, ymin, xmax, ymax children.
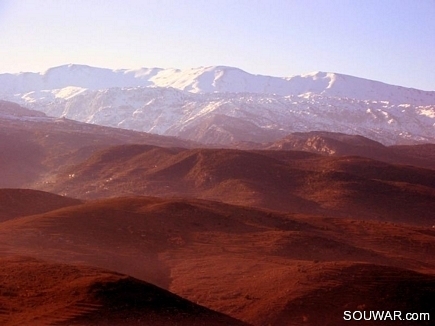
<box><xmin>1</xmin><ymin>64</ymin><xmax>434</xmax><ymax>146</ymax></box>
<box><xmin>1</xmin><ymin>64</ymin><xmax>434</xmax><ymax>105</ymax></box>
<box><xmin>15</xmin><ymin>85</ymin><xmax>435</xmax><ymax>145</ymax></box>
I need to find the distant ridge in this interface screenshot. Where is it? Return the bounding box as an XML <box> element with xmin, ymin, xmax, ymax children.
<box><xmin>0</xmin><ymin>100</ymin><xmax>197</xmax><ymax>188</ymax></box>
<box><xmin>265</xmin><ymin>131</ymin><xmax>435</xmax><ymax>169</ymax></box>
<box><xmin>1</xmin><ymin>64</ymin><xmax>434</xmax><ymax>145</ymax></box>
<box><xmin>1</xmin><ymin>64</ymin><xmax>434</xmax><ymax>103</ymax></box>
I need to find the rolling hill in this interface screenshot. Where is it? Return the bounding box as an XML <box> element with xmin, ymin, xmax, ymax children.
<box><xmin>0</xmin><ymin>100</ymin><xmax>196</xmax><ymax>188</ymax></box>
<box><xmin>39</xmin><ymin>144</ymin><xmax>435</xmax><ymax>225</ymax></box>
<box><xmin>0</xmin><ymin>188</ymin><xmax>81</xmax><ymax>222</ymax></box>
<box><xmin>265</xmin><ymin>131</ymin><xmax>435</xmax><ymax>170</ymax></box>
<box><xmin>1</xmin><ymin>91</ymin><xmax>434</xmax><ymax>325</ymax></box>
<box><xmin>0</xmin><ymin>195</ymin><xmax>434</xmax><ymax>325</ymax></box>
<box><xmin>0</xmin><ymin>256</ymin><xmax>248</xmax><ymax>326</ymax></box>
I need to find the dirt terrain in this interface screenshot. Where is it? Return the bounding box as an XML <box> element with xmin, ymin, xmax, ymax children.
<box><xmin>240</xmin><ymin>131</ymin><xmax>435</xmax><ymax>170</ymax></box>
<box><xmin>0</xmin><ymin>101</ymin><xmax>196</xmax><ymax>188</ymax></box>
<box><xmin>0</xmin><ymin>188</ymin><xmax>82</xmax><ymax>222</ymax></box>
<box><xmin>0</xmin><ymin>256</ymin><xmax>249</xmax><ymax>326</ymax></box>
<box><xmin>1</xmin><ymin>102</ymin><xmax>434</xmax><ymax>325</ymax></box>
<box><xmin>40</xmin><ymin>145</ymin><xmax>435</xmax><ymax>225</ymax></box>
<box><xmin>0</xmin><ymin>193</ymin><xmax>434</xmax><ymax>325</ymax></box>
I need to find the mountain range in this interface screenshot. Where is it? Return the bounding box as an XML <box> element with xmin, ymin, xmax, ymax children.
<box><xmin>1</xmin><ymin>95</ymin><xmax>435</xmax><ymax>325</ymax></box>
<box><xmin>1</xmin><ymin>100</ymin><xmax>434</xmax><ymax>226</ymax></box>
<box><xmin>1</xmin><ymin>64</ymin><xmax>434</xmax><ymax>145</ymax></box>
<box><xmin>1</xmin><ymin>65</ymin><xmax>435</xmax><ymax>325</ymax></box>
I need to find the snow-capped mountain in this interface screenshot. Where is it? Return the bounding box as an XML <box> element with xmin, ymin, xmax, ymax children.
<box><xmin>2</xmin><ymin>64</ymin><xmax>434</xmax><ymax>104</ymax></box>
<box><xmin>1</xmin><ymin>64</ymin><xmax>434</xmax><ymax>145</ymax></box>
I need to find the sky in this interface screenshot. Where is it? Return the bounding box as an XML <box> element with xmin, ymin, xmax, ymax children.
<box><xmin>0</xmin><ymin>0</ymin><xmax>434</xmax><ymax>90</ymax></box>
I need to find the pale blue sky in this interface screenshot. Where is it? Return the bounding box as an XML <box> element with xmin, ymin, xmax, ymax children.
<box><xmin>0</xmin><ymin>0</ymin><xmax>434</xmax><ymax>90</ymax></box>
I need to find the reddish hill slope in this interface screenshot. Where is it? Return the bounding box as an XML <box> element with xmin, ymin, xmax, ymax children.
<box><xmin>0</xmin><ymin>100</ymin><xmax>196</xmax><ymax>188</ymax></box>
<box><xmin>43</xmin><ymin>145</ymin><xmax>435</xmax><ymax>225</ymax></box>
<box><xmin>0</xmin><ymin>189</ymin><xmax>82</xmax><ymax>222</ymax></box>
<box><xmin>265</xmin><ymin>131</ymin><xmax>435</xmax><ymax>170</ymax></box>
<box><xmin>270</xmin><ymin>262</ymin><xmax>435</xmax><ymax>326</ymax></box>
<box><xmin>0</xmin><ymin>256</ymin><xmax>249</xmax><ymax>326</ymax></box>
<box><xmin>0</xmin><ymin>196</ymin><xmax>434</xmax><ymax>325</ymax></box>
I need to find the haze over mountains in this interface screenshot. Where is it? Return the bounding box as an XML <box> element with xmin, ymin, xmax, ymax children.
<box><xmin>1</xmin><ymin>64</ymin><xmax>434</xmax><ymax>145</ymax></box>
<box><xmin>1</xmin><ymin>100</ymin><xmax>435</xmax><ymax>225</ymax></box>
<box><xmin>1</xmin><ymin>63</ymin><xmax>435</xmax><ymax>325</ymax></box>
<box><xmin>0</xmin><ymin>100</ymin><xmax>197</xmax><ymax>188</ymax></box>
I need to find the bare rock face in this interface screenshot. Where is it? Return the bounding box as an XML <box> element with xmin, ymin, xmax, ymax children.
<box><xmin>267</xmin><ymin>131</ymin><xmax>435</xmax><ymax>170</ymax></box>
<box><xmin>268</xmin><ymin>131</ymin><xmax>387</xmax><ymax>154</ymax></box>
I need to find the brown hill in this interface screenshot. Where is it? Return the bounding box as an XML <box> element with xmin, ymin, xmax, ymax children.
<box><xmin>0</xmin><ymin>196</ymin><xmax>434</xmax><ymax>325</ymax></box>
<box><xmin>42</xmin><ymin>145</ymin><xmax>435</xmax><ymax>225</ymax></box>
<box><xmin>0</xmin><ymin>100</ymin><xmax>46</xmax><ymax>118</ymax></box>
<box><xmin>268</xmin><ymin>131</ymin><xmax>387</xmax><ymax>155</ymax></box>
<box><xmin>0</xmin><ymin>188</ymin><xmax>82</xmax><ymax>222</ymax></box>
<box><xmin>0</xmin><ymin>129</ymin><xmax>46</xmax><ymax>187</ymax></box>
<box><xmin>2</xmin><ymin>101</ymin><xmax>434</xmax><ymax>325</ymax></box>
<box><xmin>265</xmin><ymin>131</ymin><xmax>435</xmax><ymax>170</ymax></box>
<box><xmin>0</xmin><ymin>100</ymin><xmax>197</xmax><ymax>188</ymax></box>
<box><xmin>0</xmin><ymin>256</ymin><xmax>248</xmax><ymax>326</ymax></box>
<box><xmin>270</xmin><ymin>262</ymin><xmax>435</xmax><ymax>326</ymax></box>
<box><xmin>390</xmin><ymin>143</ymin><xmax>435</xmax><ymax>169</ymax></box>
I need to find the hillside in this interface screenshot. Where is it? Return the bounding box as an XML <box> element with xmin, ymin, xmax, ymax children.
<box><xmin>0</xmin><ymin>256</ymin><xmax>248</xmax><ymax>326</ymax></box>
<box><xmin>0</xmin><ymin>100</ymin><xmax>196</xmax><ymax>188</ymax></box>
<box><xmin>39</xmin><ymin>144</ymin><xmax>435</xmax><ymax>225</ymax></box>
<box><xmin>265</xmin><ymin>131</ymin><xmax>435</xmax><ymax>170</ymax></box>
<box><xmin>0</xmin><ymin>189</ymin><xmax>81</xmax><ymax>222</ymax></box>
<box><xmin>0</xmin><ymin>196</ymin><xmax>434</xmax><ymax>325</ymax></box>
<box><xmin>1</xmin><ymin>90</ymin><xmax>434</xmax><ymax>325</ymax></box>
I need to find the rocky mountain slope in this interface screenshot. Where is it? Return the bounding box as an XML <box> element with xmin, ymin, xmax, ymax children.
<box><xmin>1</xmin><ymin>65</ymin><xmax>434</xmax><ymax>145</ymax></box>
<box><xmin>263</xmin><ymin>131</ymin><xmax>435</xmax><ymax>169</ymax></box>
<box><xmin>2</xmin><ymin>64</ymin><xmax>434</xmax><ymax>103</ymax></box>
<box><xmin>2</xmin><ymin>101</ymin><xmax>434</xmax><ymax>227</ymax></box>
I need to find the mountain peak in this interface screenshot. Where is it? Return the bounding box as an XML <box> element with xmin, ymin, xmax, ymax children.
<box><xmin>1</xmin><ymin>64</ymin><xmax>433</xmax><ymax>102</ymax></box>
<box><xmin>1</xmin><ymin>63</ymin><xmax>435</xmax><ymax>104</ymax></box>
<box><xmin>0</xmin><ymin>64</ymin><xmax>434</xmax><ymax>147</ymax></box>
<box><xmin>202</xmin><ymin>65</ymin><xmax>246</xmax><ymax>73</ymax></box>
<box><xmin>43</xmin><ymin>63</ymin><xmax>94</xmax><ymax>74</ymax></box>
<box><xmin>302</xmin><ymin>71</ymin><xmax>331</xmax><ymax>78</ymax></box>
